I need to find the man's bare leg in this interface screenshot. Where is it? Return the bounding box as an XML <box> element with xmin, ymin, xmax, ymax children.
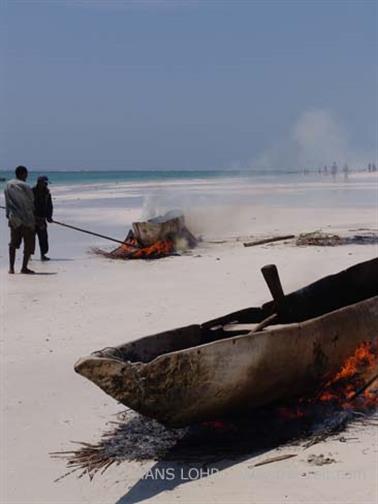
<box><xmin>21</xmin><ymin>253</ymin><xmax>34</xmax><ymax>274</ymax></box>
<box><xmin>9</xmin><ymin>246</ymin><xmax>16</xmax><ymax>274</ymax></box>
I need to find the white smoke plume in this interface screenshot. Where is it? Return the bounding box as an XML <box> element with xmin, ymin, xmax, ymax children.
<box><xmin>140</xmin><ymin>108</ymin><xmax>375</xmax><ymax>239</ymax></box>
<box><xmin>251</xmin><ymin>109</ymin><xmax>373</xmax><ymax>171</ymax></box>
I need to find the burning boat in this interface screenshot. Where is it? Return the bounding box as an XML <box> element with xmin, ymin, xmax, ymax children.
<box><xmin>75</xmin><ymin>258</ymin><xmax>378</xmax><ymax>427</ymax></box>
<box><xmin>97</xmin><ymin>211</ymin><xmax>196</xmax><ymax>259</ymax></box>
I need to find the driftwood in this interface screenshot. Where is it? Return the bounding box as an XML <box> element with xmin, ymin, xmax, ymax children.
<box><xmin>254</xmin><ymin>453</ymin><xmax>297</xmax><ymax>467</ymax></box>
<box><xmin>206</xmin><ymin>240</ymin><xmax>230</xmax><ymax>244</ymax></box>
<box><xmin>243</xmin><ymin>235</ymin><xmax>295</xmax><ymax>247</ymax></box>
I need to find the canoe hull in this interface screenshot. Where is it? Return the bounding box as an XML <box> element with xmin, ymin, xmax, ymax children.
<box><xmin>75</xmin><ymin>296</ymin><xmax>378</xmax><ymax>427</ymax></box>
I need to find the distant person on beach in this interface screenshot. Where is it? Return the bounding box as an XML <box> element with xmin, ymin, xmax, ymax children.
<box><xmin>4</xmin><ymin>165</ymin><xmax>35</xmax><ymax>274</ymax></box>
<box><xmin>342</xmin><ymin>163</ymin><xmax>349</xmax><ymax>179</ymax></box>
<box><xmin>33</xmin><ymin>176</ymin><xmax>53</xmax><ymax>261</ymax></box>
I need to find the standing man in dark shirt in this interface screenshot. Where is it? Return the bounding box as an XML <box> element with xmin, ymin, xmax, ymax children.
<box><xmin>33</xmin><ymin>176</ymin><xmax>53</xmax><ymax>261</ymax></box>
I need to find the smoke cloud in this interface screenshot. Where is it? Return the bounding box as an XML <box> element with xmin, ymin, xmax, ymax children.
<box><xmin>140</xmin><ymin>108</ymin><xmax>375</xmax><ymax>238</ymax></box>
<box><xmin>251</xmin><ymin>109</ymin><xmax>373</xmax><ymax>171</ymax></box>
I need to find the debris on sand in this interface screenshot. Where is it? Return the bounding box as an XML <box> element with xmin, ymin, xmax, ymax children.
<box><xmin>254</xmin><ymin>453</ymin><xmax>297</xmax><ymax>467</ymax></box>
<box><xmin>241</xmin><ymin>230</ymin><xmax>378</xmax><ymax>248</ymax></box>
<box><xmin>296</xmin><ymin>231</ymin><xmax>343</xmax><ymax>246</ymax></box>
<box><xmin>51</xmin><ymin>411</ymin><xmax>188</xmax><ymax>480</ymax></box>
<box><xmin>307</xmin><ymin>453</ymin><xmax>337</xmax><ymax>466</ymax></box>
<box><xmin>296</xmin><ymin>231</ymin><xmax>378</xmax><ymax>247</ymax></box>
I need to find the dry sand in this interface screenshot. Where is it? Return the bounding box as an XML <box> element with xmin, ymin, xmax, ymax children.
<box><xmin>1</xmin><ymin>178</ymin><xmax>377</xmax><ymax>504</ymax></box>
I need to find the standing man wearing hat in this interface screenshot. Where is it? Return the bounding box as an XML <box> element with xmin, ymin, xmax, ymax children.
<box><xmin>33</xmin><ymin>176</ymin><xmax>53</xmax><ymax>261</ymax></box>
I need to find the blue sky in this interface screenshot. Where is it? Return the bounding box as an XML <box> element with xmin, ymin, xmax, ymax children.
<box><xmin>1</xmin><ymin>0</ymin><xmax>377</xmax><ymax>170</ymax></box>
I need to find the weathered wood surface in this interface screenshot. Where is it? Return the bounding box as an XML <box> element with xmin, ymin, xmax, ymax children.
<box><xmin>254</xmin><ymin>454</ymin><xmax>297</xmax><ymax>467</ymax></box>
<box><xmin>75</xmin><ymin>296</ymin><xmax>378</xmax><ymax>426</ymax></box>
<box><xmin>243</xmin><ymin>235</ymin><xmax>295</xmax><ymax>247</ymax></box>
<box><xmin>223</xmin><ymin>321</ymin><xmax>284</xmax><ymax>333</ymax></box>
<box><xmin>75</xmin><ymin>258</ymin><xmax>378</xmax><ymax>427</ymax></box>
<box><xmin>132</xmin><ymin>214</ymin><xmax>186</xmax><ymax>247</ymax></box>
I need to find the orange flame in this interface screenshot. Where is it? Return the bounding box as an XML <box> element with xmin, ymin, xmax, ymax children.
<box><xmin>318</xmin><ymin>341</ymin><xmax>378</xmax><ymax>406</ymax></box>
<box><xmin>332</xmin><ymin>342</ymin><xmax>376</xmax><ymax>382</ymax></box>
<box><xmin>111</xmin><ymin>237</ymin><xmax>175</xmax><ymax>259</ymax></box>
<box><xmin>276</xmin><ymin>341</ymin><xmax>378</xmax><ymax>421</ymax></box>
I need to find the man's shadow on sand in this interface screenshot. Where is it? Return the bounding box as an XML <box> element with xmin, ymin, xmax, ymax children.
<box><xmin>44</xmin><ymin>258</ymin><xmax>74</xmax><ymax>262</ymax></box>
<box><xmin>27</xmin><ymin>272</ymin><xmax>58</xmax><ymax>275</ymax></box>
<box><xmin>33</xmin><ymin>257</ymin><xmax>74</xmax><ymax>262</ymax></box>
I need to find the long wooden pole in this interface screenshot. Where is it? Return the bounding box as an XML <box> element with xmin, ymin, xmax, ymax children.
<box><xmin>0</xmin><ymin>205</ymin><xmax>128</xmax><ymax>246</ymax></box>
<box><xmin>51</xmin><ymin>220</ymin><xmax>128</xmax><ymax>245</ymax></box>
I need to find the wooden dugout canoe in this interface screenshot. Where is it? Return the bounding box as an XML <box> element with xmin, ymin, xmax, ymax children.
<box><xmin>75</xmin><ymin>258</ymin><xmax>378</xmax><ymax>427</ymax></box>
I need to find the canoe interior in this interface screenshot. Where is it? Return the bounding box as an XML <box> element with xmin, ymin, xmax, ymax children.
<box><xmin>97</xmin><ymin>258</ymin><xmax>378</xmax><ymax>365</ymax></box>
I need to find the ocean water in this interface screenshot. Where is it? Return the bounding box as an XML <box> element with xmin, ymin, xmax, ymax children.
<box><xmin>0</xmin><ymin>169</ymin><xmax>377</xmax><ymax>210</ymax></box>
<box><xmin>0</xmin><ymin>169</ymin><xmax>308</xmax><ymax>187</ymax></box>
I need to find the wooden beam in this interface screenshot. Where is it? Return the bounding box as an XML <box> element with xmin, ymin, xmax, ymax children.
<box><xmin>243</xmin><ymin>235</ymin><xmax>295</xmax><ymax>247</ymax></box>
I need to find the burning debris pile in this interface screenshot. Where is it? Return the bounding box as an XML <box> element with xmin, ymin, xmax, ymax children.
<box><xmin>53</xmin><ymin>341</ymin><xmax>377</xmax><ymax>480</ymax></box>
<box><xmin>94</xmin><ymin>211</ymin><xmax>197</xmax><ymax>260</ymax></box>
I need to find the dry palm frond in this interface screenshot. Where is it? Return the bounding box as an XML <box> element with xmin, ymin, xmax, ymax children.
<box><xmin>51</xmin><ymin>410</ymin><xmax>187</xmax><ymax>481</ymax></box>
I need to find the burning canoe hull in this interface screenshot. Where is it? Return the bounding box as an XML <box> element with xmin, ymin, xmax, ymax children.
<box><xmin>102</xmin><ymin>211</ymin><xmax>197</xmax><ymax>259</ymax></box>
<box><xmin>132</xmin><ymin>212</ymin><xmax>187</xmax><ymax>247</ymax></box>
<box><xmin>75</xmin><ymin>259</ymin><xmax>378</xmax><ymax>427</ymax></box>
<box><xmin>75</xmin><ymin>298</ymin><xmax>378</xmax><ymax>426</ymax></box>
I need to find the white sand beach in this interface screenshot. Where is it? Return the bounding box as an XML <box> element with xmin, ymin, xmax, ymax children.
<box><xmin>1</xmin><ymin>174</ymin><xmax>377</xmax><ymax>504</ymax></box>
